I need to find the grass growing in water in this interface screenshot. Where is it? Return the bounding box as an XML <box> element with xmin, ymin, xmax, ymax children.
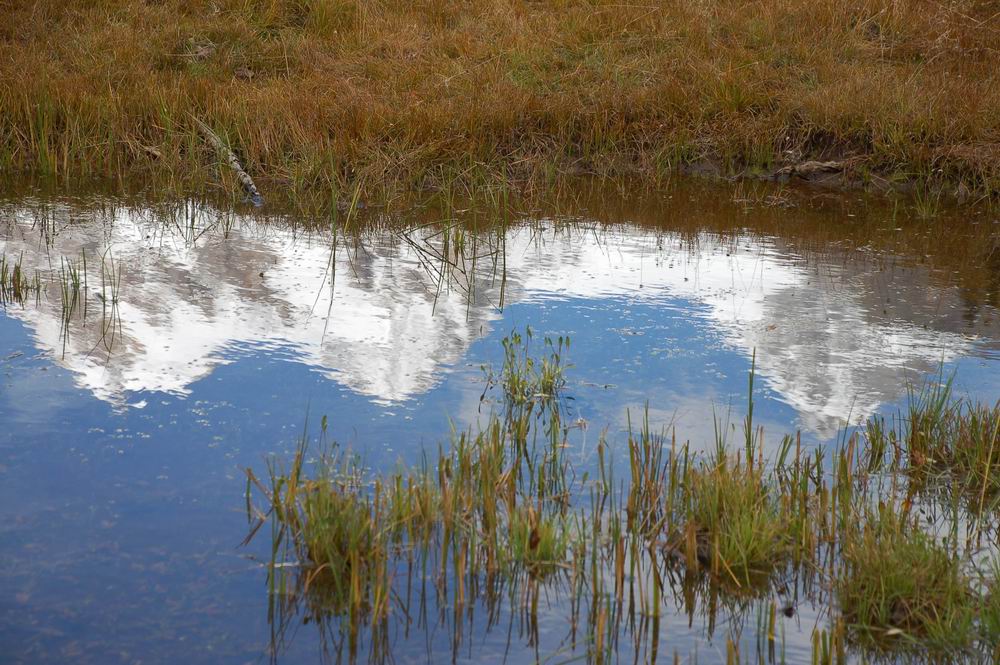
<box><xmin>484</xmin><ymin>326</ymin><xmax>569</xmax><ymax>405</ymax></box>
<box><xmin>507</xmin><ymin>505</ymin><xmax>568</xmax><ymax>577</ymax></box>
<box><xmin>245</xmin><ymin>432</ymin><xmax>393</xmax><ymax>656</ymax></box>
<box><xmin>864</xmin><ymin>376</ymin><xmax>1000</xmax><ymax>512</ymax></box>
<box><xmin>245</xmin><ymin>329</ymin><xmax>1000</xmax><ymax>663</ymax></box>
<box><xmin>981</xmin><ymin>561</ymin><xmax>1000</xmax><ymax>655</ymax></box>
<box><xmin>0</xmin><ymin>253</ymin><xmax>40</xmax><ymax>306</ymax></box>
<box><xmin>675</xmin><ymin>451</ymin><xmax>791</xmax><ymax>589</ymax></box>
<box><xmin>836</xmin><ymin>504</ymin><xmax>975</xmax><ymax>650</ymax></box>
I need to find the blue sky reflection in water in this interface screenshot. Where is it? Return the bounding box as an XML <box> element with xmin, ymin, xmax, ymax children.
<box><xmin>1</xmin><ymin>189</ymin><xmax>1000</xmax><ymax>664</ymax></box>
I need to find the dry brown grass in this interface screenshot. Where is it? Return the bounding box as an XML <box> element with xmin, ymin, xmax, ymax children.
<box><xmin>2</xmin><ymin>0</ymin><xmax>999</xmax><ymax>198</ymax></box>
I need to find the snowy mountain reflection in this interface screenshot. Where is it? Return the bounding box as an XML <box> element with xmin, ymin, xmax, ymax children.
<box><xmin>2</xmin><ymin>201</ymin><xmax>997</xmax><ymax>436</ymax></box>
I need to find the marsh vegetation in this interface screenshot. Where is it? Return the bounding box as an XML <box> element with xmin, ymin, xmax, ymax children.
<box><xmin>245</xmin><ymin>329</ymin><xmax>1000</xmax><ymax>664</ymax></box>
<box><xmin>0</xmin><ymin>253</ymin><xmax>39</xmax><ymax>305</ymax></box>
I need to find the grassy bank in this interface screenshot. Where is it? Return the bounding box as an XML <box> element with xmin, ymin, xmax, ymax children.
<box><xmin>2</xmin><ymin>0</ymin><xmax>999</xmax><ymax>200</ymax></box>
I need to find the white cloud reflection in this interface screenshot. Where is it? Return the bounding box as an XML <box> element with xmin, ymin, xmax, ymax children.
<box><xmin>1</xmin><ymin>203</ymin><xmax>994</xmax><ymax>436</ymax></box>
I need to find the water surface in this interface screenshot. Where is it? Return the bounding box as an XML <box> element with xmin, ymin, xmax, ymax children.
<box><xmin>2</xmin><ymin>181</ymin><xmax>999</xmax><ymax>663</ymax></box>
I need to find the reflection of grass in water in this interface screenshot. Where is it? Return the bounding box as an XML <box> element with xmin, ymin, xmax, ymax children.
<box><xmin>57</xmin><ymin>252</ymin><xmax>87</xmax><ymax>355</ymax></box>
<box><xmin>245</xmin><ymin>328</ymin><xmax>1000</xmax><ymax>664</ymax></box>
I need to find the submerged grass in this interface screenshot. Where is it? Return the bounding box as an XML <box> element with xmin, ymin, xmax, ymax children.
<box><xmin>4</xmin><ymin>1</ymin><xmax>1000</xmax><ymax>199</ymax></box>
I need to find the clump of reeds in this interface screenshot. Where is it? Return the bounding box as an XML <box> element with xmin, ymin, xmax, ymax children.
<box><xmin>666</xmin><ymin>448</ymin><xmax>794</xmax><ymax>590</ymax></box>
<box><xmin>660</xmin><ymin>367</ymin><xmax>819</xmax><ymax>589</ymax></box>
<box><xmin>835</xmin><ymin>503</ymin><xmax>975</xmax><ymax>650</ymax></box>
<box><xmin>245</xmin><ymin>437</ymin><xmax>392</xmax><ymax>634</ymax></box>
<box><xmin>864</xmin><ymin>377</ymin><xmax>1000</xmax><ymax>511</ymax></box>
<box><xmin>507</xmin><ymin>505</ymin><xmax>567</xmax><ymax>577</ymax></box>
<box><xmin>0</xmin><ymin>253</ymin><xmax>40</xmax><ymax>305</ymax></box>
<box><xmin>296</xmin><ymin>464</ymin><xmax>386</xmax><ymax>618</ymax></box>
<box><xmin>484</xmin><ymin>326</ymin><xmax>569</xmax><ymax>405</ymax></box>
<box><xmin>385</xmin><ymin>468</ymin><xmax>440</xmax><ymax>543</ymax></box>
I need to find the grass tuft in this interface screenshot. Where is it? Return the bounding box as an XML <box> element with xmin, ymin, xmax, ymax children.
<box><xmin>507</xmin><ymin>505</ymin><xmax>567</xmax><ymax>577</ymax></box>
<box><xmin>836</xmin><ymin>504</ymin><xmax>975</xmax><ymax>649</ymax></box>
<box><xmin>675</xmin><ymin>452</ymin><xmax>790</xmax><ymax>589</ymax></box>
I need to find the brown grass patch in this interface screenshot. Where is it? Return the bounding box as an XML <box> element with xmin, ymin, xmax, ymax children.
<box><xmin>2</xmin><ymin>0</ymin><xmax>999</xmax><ymax>197</ymax></box>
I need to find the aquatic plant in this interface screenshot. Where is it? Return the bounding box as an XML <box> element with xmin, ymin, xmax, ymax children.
<box><xmin>836</xmin><ymin>504</ymin><xmax>975</xmax><ymax>650</ymax></box>
<box><xmin>674</xmin><ymin>452</ymin><xmax>791</xmax><ymax>588</ymax></box>
<box><xmin>981</xmin><ymin>560</ymin><xmax>1000</xmax><ymax>652</ymax></box>
<box><xmin>244</xmin><ymin>435</ymin><xmax>393</xmax><ymax>660</ymax></box>
<box><xmin>484</xmin><ymin>326</ymin><xmax>570</xmax><ymax>406</ymax></box>
<box><xmin>507</xmin><ymin>505</ymin><xmax>568</xmax><ymax>577</ymax></box>
<box><xmin>0</xmin><ymin>253</ymin><xmax>40</xmax><ymax>305</ymax></box>
<box><xmin>244</xmin><ymin>329</ymin><xmax>1000</xmax><ymax>664</ymax></box>
<box><xmin>864</xmin><ymin>376</ymin><xmax>1000</xmax><ymax>512</ymax></box>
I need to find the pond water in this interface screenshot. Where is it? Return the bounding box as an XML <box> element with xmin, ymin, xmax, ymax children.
<box><xmin>2</xmin><ymin>180</ymin><xmax>999</xmax><ymax>664</ymax></box>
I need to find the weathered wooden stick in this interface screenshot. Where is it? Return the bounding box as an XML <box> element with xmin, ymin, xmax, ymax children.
<box><xmin>774</xmin><ymin>160</ymin><xmax>845</xmax><ymax>178</ymax></box>
<box><xmin>191</xmin><ymin>116</ymin><xmax>264</xmax><ymax>207</ymax></box>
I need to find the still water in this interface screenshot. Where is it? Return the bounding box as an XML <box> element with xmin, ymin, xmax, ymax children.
<box><xmin>2</xmin><ymin>181</ymin><xmax>999</xmax><ymax>663</ymax></box>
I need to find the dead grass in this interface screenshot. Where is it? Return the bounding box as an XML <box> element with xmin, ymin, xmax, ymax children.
<box><xmin>2</xmin><ymin>0</ymin><xmax>1000</xmax><ymax>198</ymax></box>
